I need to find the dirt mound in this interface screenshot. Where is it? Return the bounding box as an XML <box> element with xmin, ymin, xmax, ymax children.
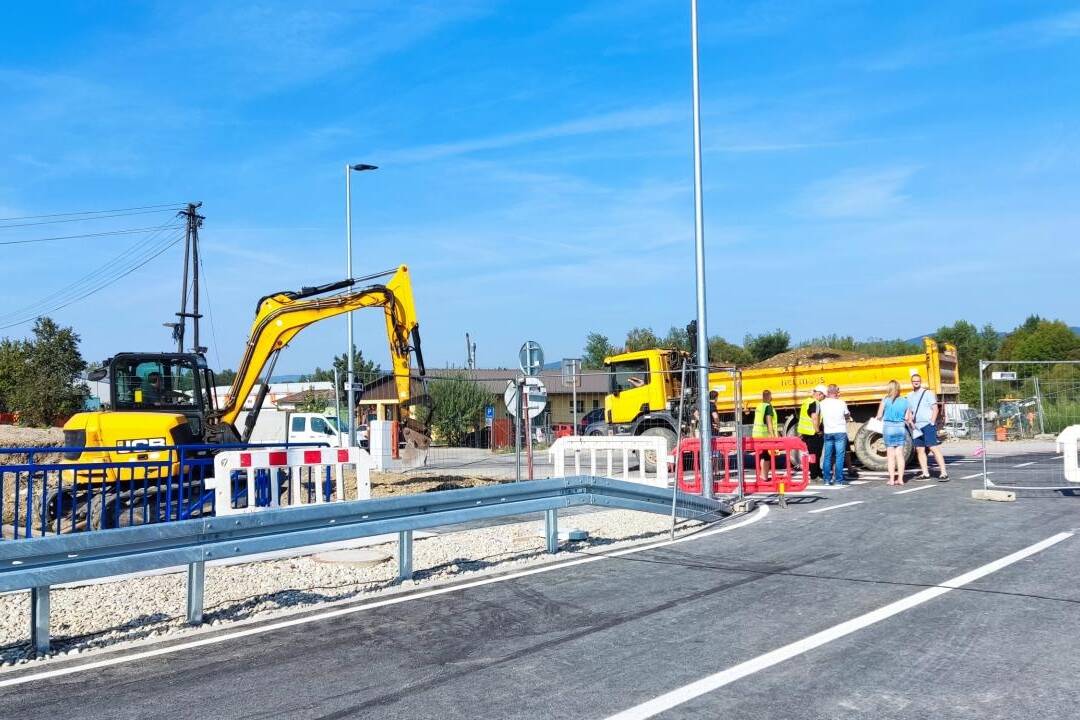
<box><xmin>0</xmin><ymin>426</ymin><xmax>64</xmax><ymax>465</ymax></box>
<box><xmin>750</xmin><ymin>346</ymin><xmax>867</xmax><ymax>369</ymax></box>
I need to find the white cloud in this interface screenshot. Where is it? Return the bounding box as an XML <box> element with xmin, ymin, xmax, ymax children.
<box><xmin>795</xmin><ymin>166</ymin><xmax>917</xmax><ymax>219</ymax></box>
<box><xmin>378</xmin><ymin>105</ymin><xmax>683</xmax><ymax>164</ymax></box>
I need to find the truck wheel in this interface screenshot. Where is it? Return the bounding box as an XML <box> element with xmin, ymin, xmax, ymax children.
<box><xmin>640</xmin><ymin>426</ymin><xmax>676</xmax><ymax>473</ymax></box>
<box><xmin>854</xmin><ymin>425</ymin><xmax>913</xmax><ymax>471</ymax></box>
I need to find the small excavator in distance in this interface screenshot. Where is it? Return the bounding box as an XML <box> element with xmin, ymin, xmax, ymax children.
<box><xmin>61</xmin><ymin>265</ymin><xmax>429</xmax><ymax>490</ymax></box>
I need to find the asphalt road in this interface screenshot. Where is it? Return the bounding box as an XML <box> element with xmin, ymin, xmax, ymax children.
<box><xmin>2</xmin><ymin>456</ymin><xmax>1079</xmax><ymax>719</ymax></box>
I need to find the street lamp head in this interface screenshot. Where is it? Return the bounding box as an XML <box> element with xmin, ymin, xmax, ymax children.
<box><xmin>350</xmin><ymin>163</ymin><xmax>378</xmax><ymax>172</ymax></box>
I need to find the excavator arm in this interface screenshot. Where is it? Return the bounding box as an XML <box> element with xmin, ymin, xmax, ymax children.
<box><xmin>210</xmin><ymin>265</ymin><xmax>428</xmax><ymax>460</ymax></box>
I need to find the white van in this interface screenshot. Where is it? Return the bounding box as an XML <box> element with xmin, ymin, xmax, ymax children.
<box><xmin>240</xmin><ymin>409</ymin><xmax>346</xmax><ymax>447</ymax></box>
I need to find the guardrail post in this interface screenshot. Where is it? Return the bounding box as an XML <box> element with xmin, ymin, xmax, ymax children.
<box><xmin>398</xmin><ymin>530</ymin><xmax>413</xmax><ymax>580</ymax></box>
<box><xmin>545</xmin><ymin>508</ymin><xmax>559</xmax><ymax>554</ymax></box>
<box><xmin>186</xmin><ymin>560</ymin><xmax>205</xmax><ymax>625</ymax></box>
<box><xmin>30</xmin><ymin>586</ymin><xmax>50</xmax><ymax>655</ymax></box>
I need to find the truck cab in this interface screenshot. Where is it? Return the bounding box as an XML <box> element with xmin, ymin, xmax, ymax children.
<box><xmin>603</xmin><ymin>348</ymin><xmax>687</xmax><ymax>469</ymax></box>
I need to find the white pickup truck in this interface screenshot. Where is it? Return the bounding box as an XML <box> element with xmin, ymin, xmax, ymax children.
<box><xmin>238</xmin><ymin>409</ymin><xmax>348</xmax><ymax>447</ymax></box>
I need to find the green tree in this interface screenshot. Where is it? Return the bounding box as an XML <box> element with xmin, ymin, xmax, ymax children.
<box><xmin>296</xmin><ymin>386</ymin><xmax>327</xmax><ymax>413</ymax></box>
<box><xmin>215</xmin><ymin>368</ymin><xmax>237</xmax><ymax>386</ymax></box>
<box><xmin>428</xmin><ymin>374</ymin><xmax>490</xmax><ymax>446</ymax></box>
<box><xmin>708</xmin><ymin>337</ymin><xmax>753</xmax><ymax>366</ymax></box>
<box><xmin>661</xmin><ymin>326</ymin><xmax>690</xmax><ymax>352</ymax></box>
<box><xmin>0</xmin><ymin>337</ymin><xmax>28</xmax><ymax>413</ymax></box>
<box><xmin>582</xmin><ymin>332</ymin><xmax>615</xmax><ymax>369</ymax></box>
<box><xmin>1004</xmin><ymin>319</ymin><xmax>1080</xmax><ymax>361</ymax></box>
<box><xmin>934</xmin><ymin>320</ymin><xmax>999</xmax><ymax>376</ymax></box>
<box><xmin>9</xmin><ymin>318</ymin><xmax>89</xmax><ymax>425</ymax></box>
<box><xmin>624</xmin><ymin>327</ymin><xmax>660</xmax><ymax>352</ymax></box>
<box><xmin>744</xmin><ymin>329</ymin><xmax>791</xmax><ymax>363</ymax></box>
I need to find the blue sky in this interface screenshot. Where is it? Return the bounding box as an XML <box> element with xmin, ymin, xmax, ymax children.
<box><xmin>2</xmin><ymin>1</ymin><xmax>1078</xmax><ymax>374</ymax></box>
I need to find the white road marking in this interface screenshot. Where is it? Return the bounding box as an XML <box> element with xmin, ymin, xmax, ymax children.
<box><xmin>893</xmin><ymin>485</ymin><xmax>938</xmax><ymax>495</ymax></box>
<box><xmin>604</xmin><ymin>532</ymin><xmax>1073</xmax><ymax>720</ymax></box>
<box><xmin>0</xmin><ymin>506</ymin><xmax>771</xmax><ymax>688</ymax></box>
<box><xmin>962</xmin><ymin>471</ymin><xmax>991</xmax><ymax>480</ymax></box>
<box><xmin>1014</xmin><ymin>462</ymin><xmax>1037</xmax><ymax>468</ymax></box>
<box><xmin>807</xmin><ymin>501</ymin><xmax>863</xmax><ymax>514</ymax></box>
<box><xmin>806</xmin><ymin>484</ymin><xmax>847</xmax><ymax>490</ymax></box>
<box><xmin>848</xmin><ymin>480</ymin><xmax>869</xmax><ymax>485</ymax></box>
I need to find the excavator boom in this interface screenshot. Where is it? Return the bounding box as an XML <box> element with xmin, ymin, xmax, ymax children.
<box><xmin>212</xmin><ymin>265</ymin><xmax>428</xmax><ymax>461</ymax></box>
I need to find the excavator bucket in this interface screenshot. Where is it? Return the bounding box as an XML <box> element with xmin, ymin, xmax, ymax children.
<box><xmin>399</xmin><ymin>385</ymin><xmax>434</xmax><ymax>468</ymax></box>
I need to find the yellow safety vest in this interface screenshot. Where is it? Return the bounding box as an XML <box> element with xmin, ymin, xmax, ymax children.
<box><xmin>752</xmin><ymin>402</ymin><xmax>775</xmax><ymax>438</ymax></box>
<box><xmin>797</xmin><ymin>397</ymin><xmax>817</xmax><ymax>436</ymax></box>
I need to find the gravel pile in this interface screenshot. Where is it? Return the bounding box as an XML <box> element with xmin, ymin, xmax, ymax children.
<box><xmin>0</xmin><ymin>508</ymin><xmax>696</xmax><ymax>665</ymax></box>
<box><xmin>0</xmin><ymin>426</ymin><xmax>64</xmax><ymax>465</ymax></box>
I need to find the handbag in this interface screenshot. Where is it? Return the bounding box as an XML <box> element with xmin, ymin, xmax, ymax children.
<box><xmin>908</xmin><ymin>390</ymin><xmax>927</xmax><ymax>439</ymax></box>
<box><xmin>865</xmin><ymin>417</ymin><xmax>884</xmax><ymax>434</ymax></box>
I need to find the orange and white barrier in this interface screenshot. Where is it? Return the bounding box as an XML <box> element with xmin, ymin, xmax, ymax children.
<box><xmin>209</xmin><ymin>446</ymin><xmax>372</xmax><ymax>516</ymax></box>
<box><xmin>676</xmin><ymin>436</ymin><xmax>811</xmax><ymax>495</ymax></box>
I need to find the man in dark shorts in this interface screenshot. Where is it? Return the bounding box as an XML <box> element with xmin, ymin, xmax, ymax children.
<box><xmin>906</xmin><ymin>373</ymin><xmax>949</xmax><ymax>480</ymax></box>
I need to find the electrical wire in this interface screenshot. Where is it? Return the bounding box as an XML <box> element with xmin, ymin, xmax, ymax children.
<box><xmin>0</xmin><ymin>223</ymin><xmax>183</xmax><ymax>246</ymax></box>
<box><xmin>0</xmin><ymin>223</ymin><xmax>182</xmax><ymax>322</ymax></box>
<box><xmin>198</xmin><ymin>255</ymin><xmax>224</xmax><ymax>370</ymax></box>
<box><xmin>0</xmin><ymin>226</ymin><xmax>186</xmax><ymax>329</ymax></box>
<box><xmin>0</xmin><ymin>207</ymin><xmax>186</xmax><ymax>230</ymax></box>
<box><xmin>0</xmin><ymin>203</ymin><xmax>185</xmax><ymax>223</ymax></box>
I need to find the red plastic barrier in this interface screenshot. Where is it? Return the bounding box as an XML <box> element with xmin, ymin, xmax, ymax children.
<box><xmin>675</xmin><ymin>436</ymin><xmax>811</xmax><ymax>495</ymax></box>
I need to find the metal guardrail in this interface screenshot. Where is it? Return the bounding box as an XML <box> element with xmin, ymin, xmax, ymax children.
<box><xmin>0</xmin><ymin>476</ymin><xmax>732</xmax><ymax>654</ymax></box>
<box><xmin>0</xmin><ymin>443</ymin><xmax>329</xmax><ymax>540</ymax></box>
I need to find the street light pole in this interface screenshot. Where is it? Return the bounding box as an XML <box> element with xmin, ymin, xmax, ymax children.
<box><xmin>345</xmin><ymin>162</ymin><xmax>378</xmax><ymax>447</ymax></box>
<box><xmin>690</xmin><ymin>0</ymin><xmax>713</xmax><ymax>499</ymax></box>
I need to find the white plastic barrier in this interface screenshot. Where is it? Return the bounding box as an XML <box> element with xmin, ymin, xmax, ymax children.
<box><xmin>209</xmin><ymin>446</ymin><xmax>372</xmax><ymax>516</ymax></box>
<box><xmin>368</xmin><ymin>420</ymin><xmax>396</xmax><ymax>470</ymax></box>
<box><xmin>548</xmin><ymin>435</ymin><xmax>668</xmax><ymax>488</ymax></box>
<box><xmin>1057</xmin><ymin>425</ymin><xmax>1080</xmax><ymax>483</ymax></box>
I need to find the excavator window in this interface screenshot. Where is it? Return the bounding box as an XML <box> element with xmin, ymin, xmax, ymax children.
<box><xmin>114</xmin><ymin>358</ymin><xmax>199</xmax><ymax>409</ymax></box>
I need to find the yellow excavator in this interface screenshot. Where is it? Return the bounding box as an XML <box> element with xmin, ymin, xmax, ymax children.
<box><xmin>61</xmin><ymin>265</ymin><xmax>429</xmax><ymax>487</ymax></box>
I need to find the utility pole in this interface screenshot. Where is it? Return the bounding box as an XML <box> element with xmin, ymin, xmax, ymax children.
<box><xmin>171</xmin><ymin>202</ymin><xmax>204</xmax><ymax>353</ymax></box>
<box><xmin>465</xmin><ymin>333</ymin><xmax>477</xmax><ymax>370</ymax></box>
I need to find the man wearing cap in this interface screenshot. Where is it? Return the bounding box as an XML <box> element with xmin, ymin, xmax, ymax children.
<box><xmin>797</xmin><ymin>385</ymin><xmax>827</xmax><ymax>480</ymax></box>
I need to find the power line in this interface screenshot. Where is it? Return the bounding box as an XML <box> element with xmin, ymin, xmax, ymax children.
<box><xmin>0</xmin><ymin>230</ymin><xmax>186</xmax><ymax>330</ymax></box>
<box><xmin>0</xmin><ymin>222</ymin><xmax>184</xmax><ymax>246</ymax></box>
<box><xmin>0</xmin><ymin>226</ymin><xmax>182</xmax><ymax>323</ymax></box>
<box><xmin>0</xmin><ymin>207</ymin><xmax>185</xmax><ymax>230</ymax></box>
<box><xmin>199</xmin><ymin>255</ymin><xmax>224</xmax><ymax>370</ymax></box>
<box><xmin>0</xmin><ymin>224</ymin><xmax>182</xmax><ymax>321</ymax></box>
<box><xmin>0</xmin><ymin>203</ymin><xmax>186</xmax><ymax>223</ymax></box>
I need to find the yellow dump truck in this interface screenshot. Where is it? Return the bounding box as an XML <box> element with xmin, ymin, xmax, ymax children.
<box><xmin>603</xmin><ymin>338</ymin><xmax>958</xmax><ymax>470</ymax></box>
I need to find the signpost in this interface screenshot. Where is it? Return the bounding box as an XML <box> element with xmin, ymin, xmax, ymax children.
<box><xmin>509</xmin><ymin>340</ymin><xmax>546</xmax><ymax>481</ymax></box>
<box><xmin>484</xmin><ymin>405</ymin><xmax>494</xmax><ymax>426</ymax></box>
<box><xmin>991</xmin><ymin>371</ymin><xmax>1018</xmax><ymax>381</ymax></box>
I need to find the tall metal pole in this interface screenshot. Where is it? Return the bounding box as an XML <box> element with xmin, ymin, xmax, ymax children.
<box><xmin>979</xmin><ymin>360</ymin><xmax>989</xmax><ymax>491</ymax></box>
<box><xmin>345</xmin><ymin>164</ymin><xmax>357</xmax><ymax>447</ymax></box>
<box><xmin>690</xmin><ymin>0</ymin><xmax>713</xmax><ymax>499</ymax></box>
<box><xmin>176</xmin><ymin>212</ymin><xmax>191</xmax><ymax>353</ymax></box>
<box><xmin>333</xmin><ymin>366</ymin><xmax>344</xmax><ymax>448</ymax></box>
<box><xmin>191</xmin><ymin>212</ymin><xmax>200</xmax><ymax>352</ymax></box>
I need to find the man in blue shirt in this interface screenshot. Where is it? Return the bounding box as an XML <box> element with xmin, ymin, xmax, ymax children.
<box><xmin>906</xmin><ymin>373</ymin><xmax>949</xmax><ymax>480</ymax></box>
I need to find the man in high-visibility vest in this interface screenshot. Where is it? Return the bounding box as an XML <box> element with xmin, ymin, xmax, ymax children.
<box><xmin>798</xmin><ymin>385</ymin><xmax>828</xmax><ymax>480</ymax></box>
<box><xmin>752</xmin><ymin>390</ymin><xmax>778</xmax><ymax>480</ymax></box>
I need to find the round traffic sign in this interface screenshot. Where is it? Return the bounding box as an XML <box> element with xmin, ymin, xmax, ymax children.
<box><xmin>504</xmin><ymin>377</ymin><xmax>547</xmax><ymax>419</ymax></box>
<box><xmin>519</xmin><ymin>340</ymin><xmax>544</xmax><ymax>377</ymax></box>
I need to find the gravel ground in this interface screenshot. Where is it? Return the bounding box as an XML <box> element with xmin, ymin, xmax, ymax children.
<box><xmin>0</xmin><ymin>508</ymin><xmax>699</xmax><ymax>666</ymax></box>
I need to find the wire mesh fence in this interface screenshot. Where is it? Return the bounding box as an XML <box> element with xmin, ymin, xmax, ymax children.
<box><xmin>976</xmin><ymin>360</ymin><xmax>1080</xmax><ymax>492</ymax></box>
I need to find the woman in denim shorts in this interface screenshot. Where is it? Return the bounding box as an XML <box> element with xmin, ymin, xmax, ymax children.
<box><xmin>875</xmin><ymin>380</ymin><xmax>910</xmax><ymax>486</ymax></box>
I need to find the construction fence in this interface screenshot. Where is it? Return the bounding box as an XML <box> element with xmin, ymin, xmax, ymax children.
<box><xmin>975</xmin><ymin>360</ymin><xmax>1080</xmax><ymax>493</ymax></box>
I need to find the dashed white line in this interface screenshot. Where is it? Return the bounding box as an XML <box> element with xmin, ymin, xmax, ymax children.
<box><xmin>807</xmin><ymin>501</ymin><xmax>864</xmax><ymax>514</ymax></box>
<box><xmin>893</xmin><ymin>484</ymin><xmax>938</xmax><ymax>495</ymax></box>
<box><xmin>848</xmin><ymin>480</ymin><xmax>869</xmax><ymax>485</ymax></box>
<box><xmin>604</xmin><ymin>532</ymin><xmax>1073</xmax><ymax>720</ymax></box>
<box><xmin>961</xmin><ymin>471</ymin><xmax>991</xmax><ymax>480</ymax></box>
<box><xmin>1014</xmin><ymin>462</ymin><xmax>1037</xmax><ymax>468</ymax></box>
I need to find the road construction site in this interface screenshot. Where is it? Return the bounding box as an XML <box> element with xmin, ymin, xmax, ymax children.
<box><xmin>2</xmin><ymin>448</ymin><xmax>1078</xmax><ymax>719</ymax></box>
